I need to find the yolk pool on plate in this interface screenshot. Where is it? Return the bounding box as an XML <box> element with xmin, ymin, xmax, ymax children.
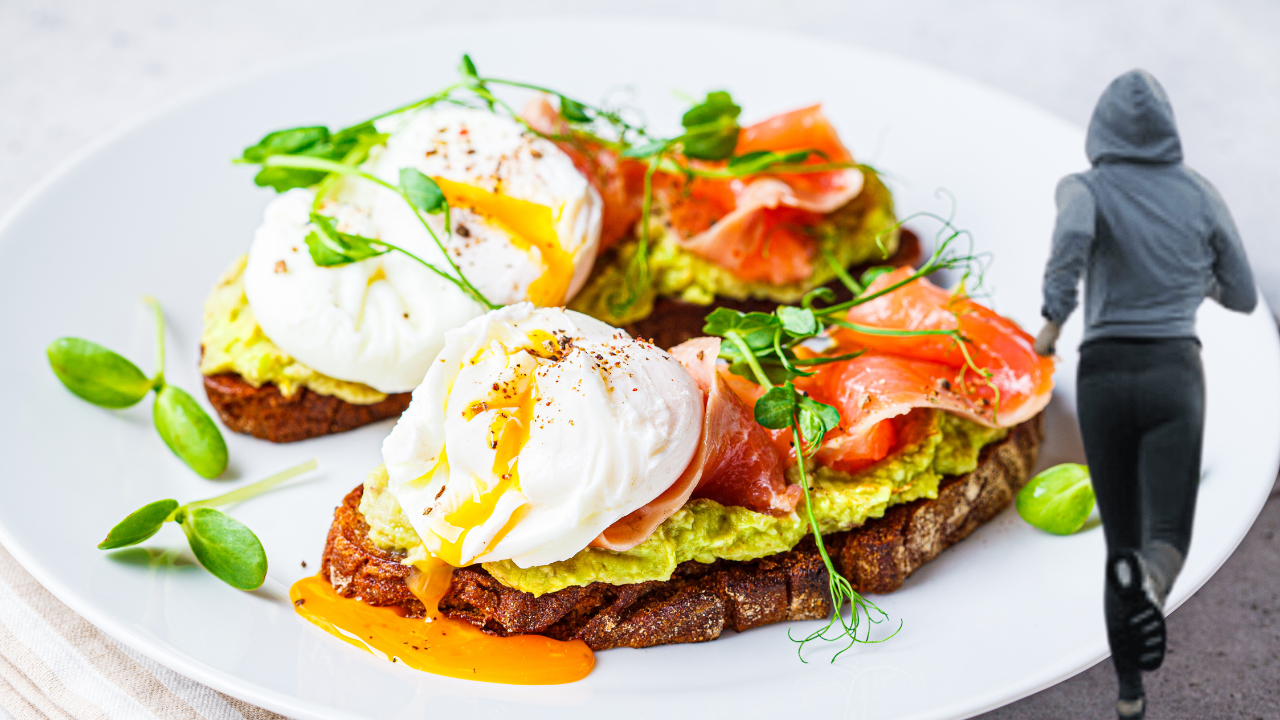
<box><xmin>434</xmin><ymin>177</ymin><xmax>574</xmax><ymax>307</ymax></box>
<box><xmin>289</xmin><ymin>561</ymin><xmax>594</xmax><ymax>685</ymax></box>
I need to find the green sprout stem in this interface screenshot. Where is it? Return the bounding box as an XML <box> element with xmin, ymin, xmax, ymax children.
<box><xmin>142</xmin><ymin>295</ymin><xmax>165</xmax><ymax>388</ymax></box>
<box><xmin>258</xmin><ymin>155</ymin><xmax>496</xmax><ymax>310</ymax></box>
<box><xmin>183</xmin><ymin>459</ymin><xmax>318</xmax><ymax>513</ymax></box>
<box><xmin>788</xmin><ymin>422</ymin><xmax>899</xmax><ymax>661</ymax></box>
<box><xmin>726</xmin><ymin>330</ymin><xmax>773</xmax><ymax>388</ymax></box>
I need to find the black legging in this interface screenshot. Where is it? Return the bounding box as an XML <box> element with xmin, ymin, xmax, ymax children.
<box><xmin>1076</xmin><ymin>337</ymin><xmax>1205</xmax><ymax>560</ymax></box>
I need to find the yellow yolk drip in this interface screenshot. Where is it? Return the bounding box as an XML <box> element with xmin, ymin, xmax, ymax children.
<box><xmin>289</xmin><ymin>569</ymin><xmax>594</xmax><ymax>684</ymax></box>
<box><xmin>435</xmin><ymin>368</ymin><xmax>538</xmax><ymax>566</ymax></box>
<box><xmin>434</xmin><ymin>177</ymin><xmax>574</xmax><ymax>307</ymax></box>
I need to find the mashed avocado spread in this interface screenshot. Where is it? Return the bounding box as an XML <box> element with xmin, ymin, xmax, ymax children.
<box><xmin>358</xmin><ymin>409</ymin><xmax>1005</xmax><ymax>596</ymax></box>
<box><xmin>570</xmin><ymin>168</ymin><xmax>899</xmax><ymax>326</ymax></box>
<box><xmin>199</xmin><ymin>256</ymin><xmax>387</xmax><ymax>405</ymax></box>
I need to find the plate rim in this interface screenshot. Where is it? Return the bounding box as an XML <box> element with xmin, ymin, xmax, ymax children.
<box><xmin>2</xmin><ymin>15</ymin><xmax>1277</xmax><ymax>720</ymax></box>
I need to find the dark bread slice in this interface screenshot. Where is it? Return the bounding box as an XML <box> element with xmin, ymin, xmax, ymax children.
<box><xmin>203</xmin><ymin>372</ymin><xmax>411</xmax><ymax>444</ymax></box>
<box><xmin>319</xmin><ymin>412</ymin><xmax>1043</xmax><ymax>650</ymax></box>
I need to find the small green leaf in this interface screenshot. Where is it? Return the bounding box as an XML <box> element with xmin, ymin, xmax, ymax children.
<box><xmin>754</xmin><ymin>383</ymin><xmax>798</xmax><ymax>430</ymax></box>
<box><xmin>559</xmin><ymin>97</ymin><xmax>591</xmax><ymax>124</ymax></box>
<box><xmin>704</xmin><ymin>310</ymin><xmax>782</xmax><ymax>351</ymax></box>
<box><xmin>1016</xmin><ymin>463</ymin><xmax>1096</xmax><ymax>535</ymax></box>
<box><xmin>399</xmin><ymin>168</ymin><xmax>447</xmax><ymax>215</ymax></box>
<box><xmin>98</xmin><ymin>499</ymin><xmax>179</xmax><ymax>550</ymax></box>
<box><xmin>252</xmin><ymin>166</ymin><xmax>328</xmax><ymax>193</ymax></box>
<box><xmin>797</xmin><ymin>408</ymin><xmax>827</xmax><ymax>448</ymax></box>
<box><xmin>304</xmin><ymin>214</ymin><xmax>391</xmax><ymax>267</ymax></box>
<box><xmin>681</xmin><ymin>90</ymin><xmax>741</xmax><ymax>129</ymax></box>
<box><xmin>621</xmin><ymin>139</ymin><xmax>670</xmax><ymax>158</ymax></box>
<box><xmin>777</xmin><ymin>306</ymin><xmax>818</xmax><ymax>337</ymax></box>
<box><xmin>180</xmin><ymin>508</ymin><xmax>268</xmax><ymax>590</ymax></box>
<box><xmin>460</xmin><ymin>54</ymin><xmax>479</xmax><ymax>80</ymax></box>
<box><xmin>860</xmin><ymin>265</ymin><xmax>896</xmax><ymax>288</ymax></box>
<box><xmin>728</xmin><ymin>359</ymin><xmax>795</xmax><ymax>386</ymax></box>
<box><xmin>47</xmin><ymin>338</ymin><xmax>154</xmax><ymax>408</ymax></box>
<box><xmin>679</xmin><ymin>91</ymin><xmax>742</xmax><ymax>161</ymax></box>
<box><xmin>681</xmin><ymin>120</ymin><xmax>740</xmax><ymax>161</ymax></box>
<box><xmin>798</xmin><ymin>395</ymin><xmax>841</xmax><ymax>432</ymax></box>
<box><xmin>241</xmin><ymin>126</ymin><xmax>329</xmax><ymax>163</ymax></box>
<box><xmin>154</xmin><ymin>386</ymin><xmax>229</xmax><ymax>479</ymax></box>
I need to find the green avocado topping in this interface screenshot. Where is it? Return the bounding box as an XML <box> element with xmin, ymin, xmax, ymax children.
<box><xmin>359</xmin><ymin>409</ymin><xmax>1006</xmax><ymax>596</ymax></box>
<box><xmin>199</xmin><ymin>256</ymin><xmax>387</xmax><ymax>405</ymax></box>
<box><xmin>569</xmin><ymin>168</ymin><xmax>899</xmax><ymax>326</ymax></box>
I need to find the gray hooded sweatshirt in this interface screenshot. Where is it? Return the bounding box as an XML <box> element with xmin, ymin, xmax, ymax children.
<box><xmin>1041</xmin><ymin>70</ymin><xmax>1256</xmax><ymax>341</ymax></box>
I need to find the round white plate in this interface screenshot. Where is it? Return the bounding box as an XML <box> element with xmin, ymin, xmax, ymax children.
<box><xmin>1</xmin><ymin>17</ymin><xmax>1276</xmax><ymax>720</ymax></box>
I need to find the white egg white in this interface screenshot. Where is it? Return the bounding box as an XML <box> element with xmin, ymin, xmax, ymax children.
<box><xmin>242</xmin><ymin>106</ymin><xmax>603</xmax><ymax>393</ymax></box>
<box><xmin>381</xmin><ymin>304</ymin><xmax>703</xmax><ymax>568</ymax></box>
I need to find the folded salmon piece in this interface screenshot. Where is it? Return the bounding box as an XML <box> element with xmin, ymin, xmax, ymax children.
<box><xmin>666</xmin><ymin>105</ymin><xmax>865</xmax><ymax>284</ymax></box>
<box><xmin>801</xmin><ymin>267</ymin><xmax>1055</xmax><ymax>470</ymax></box>
<box><xmin>591</xmin><ymin>337</ymin><xmax>797</xmax><ymax>552</ymax></box>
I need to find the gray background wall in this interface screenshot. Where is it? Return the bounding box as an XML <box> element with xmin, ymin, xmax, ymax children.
<box><xmin>2</xmin><ymin>1</ymin><xmax>1276</xmax><ymax>718</ymax></box>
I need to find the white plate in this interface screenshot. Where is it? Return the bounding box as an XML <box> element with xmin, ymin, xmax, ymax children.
<box><xmin>1</xmin><ymin>17</ymin><xmax>1276</xmax><ymax>720</ymax></box>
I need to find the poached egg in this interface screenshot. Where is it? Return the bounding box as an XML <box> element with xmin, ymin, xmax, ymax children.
<box><xmin>381</xmin><ymin>304</ymin><xmax>703</xmax><ymax>568</ymax></box>
<box><xmin>243</xmin><ymin>106</ymin><xmax>603</xmax><ymax>393</ymax></box>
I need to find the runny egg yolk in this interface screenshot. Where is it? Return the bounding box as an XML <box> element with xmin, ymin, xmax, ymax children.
<box><xmin>433</xmin><ymin>346</ymin><xmax>541</xmax><ymax>567</ymax></box>
<box><xmin>433</xmin><ymin>177</ymin><xmax>574</xmax><ymax>307</ymax></box>
<box><xmin>289</xmin><ymin>559</ymin><xmax>594</xmax><ymax>684</ymax></box>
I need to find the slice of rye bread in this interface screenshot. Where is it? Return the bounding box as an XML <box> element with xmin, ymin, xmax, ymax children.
<box><xmin>320</xmin><ymin>411</ymin><xmax>1043</xmax><ymax>651</ymax></box>
<box><xmin>203</xmin><ymin>373</ymin><xmax>412</xmax><ymax>444</ymax></box>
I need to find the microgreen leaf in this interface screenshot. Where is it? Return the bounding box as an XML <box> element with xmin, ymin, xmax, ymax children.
<box><xmin>305</xmin><ymin>214</ymin><xmax>391</xmax><ymax>267</ymax></box>
<box><xmin>681</xmin><ymin>90</ymin><xmax>741</xmax><ymax>129</ymax></box>
<box><xmin>98</xmin><ymin>499</ymin><xmax>179</xmax><ymax>550</ymax></box>
<box><xmin>679</xmin><ymin>91</ymin><xmax>741</xmax><ymax>161</ymax></box>
<box><xmin>860</xmin><ymin>265</ymin><xmax>896</xmax><ymax>288</ymax></box>
<box><xmin>777</xmin><ymin>306</ymin><xmax>818</xmax><ymax>337</ymax></box>
<box><xmin>559</xmin><ymin>97</ymin><xmax>591</xmax><ymax>124</ymax></box>
<box><xmin>621</xmin><ymin>139</ymin><xmax>670</xmax><ymax>158</ymax></box>
<box><xmin>797</xmin><ymin>395</ymin><xmax>841</xmax><ymax>447</ymax></box>
<box><xmin>241</xmin><ymin>127</ymin><xmax>329</xmax><ymax>163</ymax></box>
<box><xmin>179</xmin><ymin>508</ymin><xmax>268</xmax><ymax>590</ymax></box>
<box><xmin>47</xmin><ymin>338</ymin><xmax>154</xmax><ymax>408</ymax></box>
<box><xmin>399</xmin><ymin>168</ymin><xmax>447</xmax><ymax>215</ymax></box>
<box><xmin>703</xmin><ymin>308</ymin><xmax>782</xmax><ymax>351</ymax></box>
<box><xmin>459</xmin><ymin>54</ymin><xmax>480</xmax><ymax>83</ymax></box>
<box><xmin>681</xmin><ymin>119</ymin><xmax>740</xmax><ymax>161</ymax></box>
<box><xmin>153</xmin><ymin>386</ymin><xmax>228</xmax><ymax>479</ymax></box>
<box><xmin>1016</xmin><ymin>464</ymin><xmax>1096</xmax><ymax>535</ymax></box>
<box><xmin>754</xmin><ymin>383</ymin><xmax>798</xmax><ymax>430</ymax></box>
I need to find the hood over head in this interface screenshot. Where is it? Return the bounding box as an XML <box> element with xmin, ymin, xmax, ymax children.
<box><xmin>1085</xmin><ymin>70</ymin><xmax>1182</xmax><ymax>165</ymax></box>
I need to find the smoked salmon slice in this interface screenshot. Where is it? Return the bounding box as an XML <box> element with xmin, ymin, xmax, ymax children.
<box><xmin>800</xmin><ymin>267</ymin><xmax>1054</xmax><ymax>470</ymax></box>
<box><xmin>665</xmin><ymin>105</ymin><xmax>865</xmax><ymax>284</ymax></box>
<box><xmin>591</xmin><ymin>337</ymin><xmax>798</xmax><ymax>552</ymax></box>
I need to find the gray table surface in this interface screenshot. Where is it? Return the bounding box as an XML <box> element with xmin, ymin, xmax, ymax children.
<box><xmin>2</xmin><ymin>1</ymin><xmax>1276</xmax><ymax>718</ymax></box>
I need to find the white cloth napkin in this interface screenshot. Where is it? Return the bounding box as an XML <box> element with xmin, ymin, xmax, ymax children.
<box><xmin>0</xmin><ymin>544</ymin><xmax>282</xmax><ymax>720</ymax></box>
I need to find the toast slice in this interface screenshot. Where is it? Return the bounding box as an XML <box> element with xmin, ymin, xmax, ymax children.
<box><xmin>203</xmin><ymin>372</ymin><xmax>412</xmax><ymax>444</ymax></box>
<box><xmin>320</xmin><ymin>412</ymin><xmax>1043</xmax><ymax>650</ymax></box>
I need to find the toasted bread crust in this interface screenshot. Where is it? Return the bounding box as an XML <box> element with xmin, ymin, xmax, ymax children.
<box><xmin>319</xmin><ymin>413</ymin><xmax>1043</xmax><ymax>650</ymax></box>
<box><xmin>203</xmin><ymin>373</ymin><xmax>412</xmax><ymax>443</ymax></box>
